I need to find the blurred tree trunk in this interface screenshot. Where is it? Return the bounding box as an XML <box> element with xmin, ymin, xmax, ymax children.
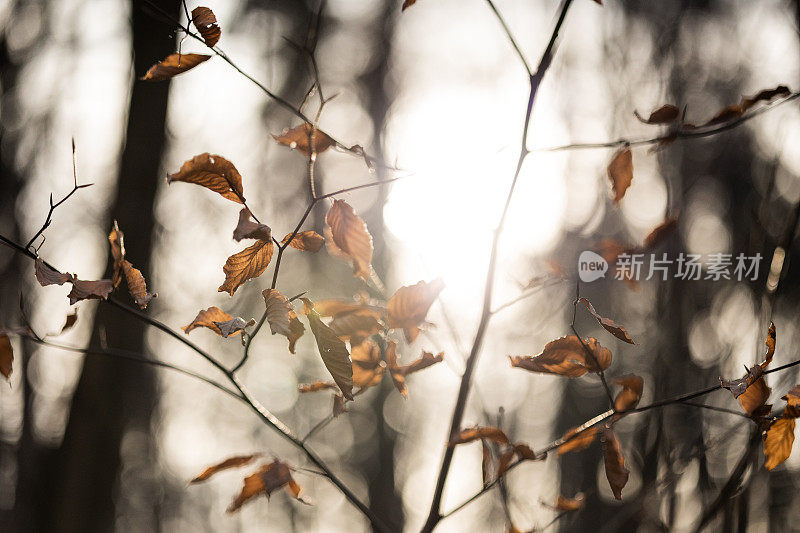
<box><xmin>46</xmin><ymin>1</ymin><xmax>180</xmax><ymax>531</ymax></box>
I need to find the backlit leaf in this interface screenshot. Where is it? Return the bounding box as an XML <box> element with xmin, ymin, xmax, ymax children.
<box><xmin>108</xmin><ymin>221</ymin><xmax>126</xmax><ymax>287</ymax></box>
<box><xmin>351</xmin><ymin>340</ymin><xmax>385</xmax><ymax>390</ymax></box>
<box><xmin>0</xmin><ymin>334</ymin><xmax>12</xmax><ymax>381</ymax></box>
<box><xmin>396</xmin><ymin>350</ymin><xmax>444</xmax><ymax>376</ymax></box>
<box><xmin>168</xmin><ymin>153</ymin><xmax>245</xmax><ymax>204</ymax></box>
<box><xmin>67</xmin><ymin>278</ymin><xmax>114</xmax><ymax>305</ymax></box>
<box><xmin>449</xmin><ymin>426</ymin><xmax>511</xmax><ymax>446</ymax></box>
<box><xmin>541</xmin><ymin>493</ymin><xmax>586</xmax><ymax>512</ymax></box>
<box><xmin>602</xmin><ymin>429</ymin><xmax>629</xmax><ymax>500</ymax></box>
<box><xmin>34</xmin><ymin>258</ymin><xmax>72</xmax><ymax>287</ymax></box>
<box><xmin>281</xmin><ymin>231</ymin><xmax>324</xmax><ymax>252</ymax></box>
<box><xmin>191</xmin><ymin>7</ymin><xmax>221</xmax><ymax>47</ymax></box>
<box><xmin>740</xmin><ymin>85</ymin><xmax>791</xmax><ymax>111</ymax></box>
<box><xmin>298</xmin><ymin>381</ymin><xmax>337</xmax><ymax>393</ymax></box>
<box><xmin>286</xmin><ymin>310</ymin><xmax>305</xmax><ymax>354</ymax></box>
<box><xmin>509</xmin><ymin>336</ymin><xmax>611</xmax><ymax>378</ymax></box>
<box><xmin>218</xmin><ymin>240</ymin><xmax>274</xmax><ymax>295</ymax></box>
<box><xmin>326</xmin><ymin>200</ymin><xmax>373</xmax><ymax>281</ymax></box>
<box><xmin>227</xmin><ymin>460</ymin><xmax>308</xmax><ymax>512</ymax></box>
<box><xmin>273</xmin><ymin>123</ymin><xmax>334</xmax><ymax>156</ymax></box>
<box><xmin>578</xmin><ymin>298</ymin><xmax>635</xmax><ymax>344</ymax></box>
<box><xmin>764</xmin><ymin>418</ymin><xmax>795</xmax><ymax>471</ymax></box>
<box><xmin>635</xmin><ymin>104</ymin><xmax>680</xmax><ymax>125</ymax></box>
<box><xmin>607</xmin><ymin>146</ymin><xmax>633</xmax><ymax>204</ymax></box>
<box><xmin>214</xmin><ymin>317</ymin><xmax>255</xmax><ymax>338</ymax></box>
<box><xmin>262</xmin><ymin>289</ymin><xmax>292</xmax><ymax>338</ymax></box>
<box><xmin>558</xmin><ymin>426</ymin><xmax>600</xmax><ymax>455</ymax></box>
<box><xmin>183</xmin><ymin>307</ymin><xmax>235</xmax><ymax>337</ymax></box>
<box><xmin>191</xmin><ymin>454</ymin><xmax>261</xmax><ymax>483</ymax></box>
<box><xmin>614</xmin><ymin>374</ymin><xmax>644</xmax><ymax>413</ymax></box>
<box><xmin>141</xmin><ymin>53</ymin><xmax>211</xmax><ymax>81</ymax></box>
<box><xmin>122</xmin><ymin>260</ymin><xmax>156</xmax><ymax>309</ymax></box>
<box><xmin>301</xmin><ymin>298</ymin><xmax>353</xmax><ymax>400</ymax></box>
<box><xmin>387</xmin><ymin>278</ymin><xmax>444</xmax><ymax>343</ymax></box>
<box><xmin>233</xmin><ymin>208</ymin><xmax>271</xmax><ymax>242</ymax></box>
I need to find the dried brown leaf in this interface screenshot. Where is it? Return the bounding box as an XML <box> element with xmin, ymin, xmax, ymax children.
<box><xmin>281</xmin><ymin>231</ymin><xmax>324</xmax><ymax>252</ymax></box>
<box><xmin>273</xmin><ymin>123</ymin><xmax>334</xmax><ymax>156</ymax></box>
<box><xmin>326</xmin><ymin>200</ymin><xmax>373</xmax><ymax>281</ymax></box>
<box><xmin>741</xmin><ymin>85</ymin><xmax>791</xmax><ymax>112</ymax></box>
<box><xmin>541</xmin><ymin>493</ymin><xmax>586</xmax><ymax>512</ymax></box>
<box><xmin>402</xmin><ymin>0</ymin><xmax>417</xmax><ymax>10</ymax></box>
<box><xmin>397</xmin><ymin>350</ymin><xmax>444</xmax><ymax>376</ymax></box>
<box><xmin>67</xmin><ymin>278</ymin><xmax>114</xmax><ymax>305</ymax></box>
<box><xmin>301</xmin><ymin>298</ymin><xmax>354</xmax><ymax>400</ymax></box>
<box><xmin>218</xmin><ymin>240</ymin><xmax>274</xmax><ymax>295</ymax></box>
<box><xmin>509</xmin><ymin>336</ymin><xmax>612</xmax><ymax>378</ymax></box>
<box><xmin>387</xmin><ymin>278</ymin><xmax>444</xmax><ymax>343</ymax></box>
<box><xmin>0</xmin><ymin>334</ymin><xmax>12</xmax><ymax>381</ymax></box>
<box><xmin>58</xmin><ymin>310</ymin><xmax>78</xmax><ymax>335</ymax></box>
<box><xmin>614</xmin><ymin>374</ymin><xmax>644</xmax><ymax>413</ymax></box>
<box><xmin>558</xmin><ymin>426</ymin><xmax>600</xmax><ymax>455</ymax></box>
<box><xmin>764</xmin><ymin>418</ymin><xmax>795</xmax><ymax>471</ymax></box>
<box><xmin>227</xmin><ymin>460</ymin><xmax>307</xmax><ymax>512</ymax></box>
<box><xmin>141</xmin><ymin>53</ymin><xmax>211</xmax><ymax>81</ymax></box>
<box><xmin>351</xmin><ymin>340</ymin><xmax>385</xmax><ymax>389</ymax></box>
<box><xmin>168</xmin><ymin>153</ymin><xmax>245</xmax><ymax>204</ymax></box>
<box><xmin>34</xmin><ymin>258</ymin><xmax>72</xmax><ymax>287</ymax></box>
<box><xmin>233</xmin><ymin>208</ymin><xmax>271</xmax><ymax>242</ymax></box>
<box><xmin>642</xmin><ymin>218</ymin><xmax>678</xmax><ymax>250</ymax></box>
<box><xmin>330</xmin><ymin>311</ymin><xmax>383</xmax><ymax>346</ymax></box>
<box><xmin>122</xmin><ymin>260</ymin><xmax>156</xmax><ymax>309</ymax></box>
<box><xmin>635</xmin><ymin>104</ymin><xmax>680</xmax><ymax>125</ymax></box>
<box><xmin>298</xmin><ymin>381</ymin><xmax>337</xmax><ymax>393</ymax></box>
<box><xmin>214</xmin><ymin>317</ymin><xmax>255</xmax><ymax>338</ymax></box>
<box><xmin>262</xmin><ymin>289</ymin><xmax>292</xmax><ymax>337</ymax></box>
<box><xmin>449</xmin><ymin>426</ymin><xmax>511</xmax><ymax>446</ymax></box>
<box><xmin>108</xmin><ymin>221</ymin><xmax>126</xmax><ymax>287</ymax></box>
<box><xmin>190</xmin><ymin>454</ymin><xmax>261</xmax><ymax>483</ymax></box>
<box><xmin>182</xmin><ymin>307</ymin><xmax>234</xmax><ymax>337</ymax></box>
<box><xmin>607</xmin><ymin>146</ymin><xmax>633</xmax><ymax>204</ymax></box>
<box><xmin>578</xmin><ymin>298</ymin><xmax>635</xmax><ymax>344</ymax></box>
<box><xmin>602</xmin><ymin>429</ymin><xmax>629</xmax><ymax>500</ymax></box>
<box><xmin>191</xmin><ymin>6</ymin><xmax>221</xmax><ymax>47</ymax></box>
<box><xmin>287</xmin><ymin>310</ymin><xmax>305</xmax><ymax>354</ymax></box>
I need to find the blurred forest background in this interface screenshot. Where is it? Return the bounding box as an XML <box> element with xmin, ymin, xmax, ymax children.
<box><xmin>1</xmin><ymin>0</ymin><xmax>800</xmax><ymax>531</ymax></box>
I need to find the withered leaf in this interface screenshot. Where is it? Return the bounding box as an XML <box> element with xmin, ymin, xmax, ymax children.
<box><xmin>387</xmin><ymin>278</ymin><xmax>444</xmax><ymax>343</ymax></box>
<box><xmin>332</xmin><ymin>394</ymin><xmax>348</xmax><ymax>417</ymax></box>
<box><xmin>273</xmin><ymin>123</ymin><xmax>334</xmax><ymax>156</ymax></box>
<box><xmin>218</xmin><ymin>240</ymin><xmax>274</xmax><ymax>295</ymax></box>
<box><xmin>298</xmin><ymin>380</ymin><xmax>337</xmax><ymax>393</ymax></box>
<box><xmin>351</xmin><ymin>340</ymin><xmax>385</xmax><ymax>389</ymax></box>
<box><xmin>281</xmin><ymin>231</ymin><xmax>324</xmax><ymax>252</ymax></box>
<box><xmin>614</xmin><ymin>374</ymin><xmax>644</xmax><ymax>414</ymax></box>
<box><xmin>578</xmin><ymin>298</ymin><xmax>635</xmax><ymax>344</ymax></box>
<box><xmin>108</xmin><ymin>221</ymin><xmax>126</xmax><ymax>287</ymax></box>
<box><xmin>183</xmin><ymin>307</ymin><xmax>236</xmax><ymax>337</ymax></box>
<box><xmin>330</xmin><ymin>311</ymin><xmax>383</xmax><ymax>347</ymax></box>
<box><xmin>402</xmin><ymin>0</ymin><xmax>417</xmax><ymax>10</ymax></box>
<box><xmin>509</xmin><ymin>336</ymin><xmax>612</xmax><ymax>378</ymax></box>
<box><xmin>286</xmin><ymin>310</ymin><xmax>305</xmax><ymax>354</ymax></box>
<box><xmin>141</xmin><ymin>53</ymin><xmax>211</xmax><ymax>81</ymax></box>
<box><xmin>764</xmin><ymin>418</ymin><xmax>795</xmax><ymax>471</ymax></box>
<box><xmin>384</xmin><ymin>341</ymin><xmax>408</xmax><ymax>397</ymax></box>
<box><xmin>762</xmin><ymin>321</ymin><xmax>776</xmax><ymax>369</ymax></box>
<box><xmin>541</xmin><ymin>493</ymin><xmax>586</xmax><ymax>512</ymax></box>
<box><xmin>635</xmin><ymin>104</ymin><xmax>680</xmax><ymax>125</ymax></box>
<box><xmin>190</xmin><ymin>454</ymin><xmax>261</xmax><ymax>483</ymax></box>
<box><xmin>396</xmin><ymin>350</ymin><xmax>444</xmax><ymax>376</ymax></box>
<box><xmin>607</xmin><ymin>146</ymin><xmax>633</xmax><ymax>204</ymax></box>
<box><xmin>233</xmin><ymin>208</ymin><xmax>271</xmax><ymax>242</ymax></box>
<box><xmin>227</xmin><ymin>460</ymin><xmax>308</xmax><ymax>513</ymax></box>
<box><xmin>558</xmin><ymin>426</ymin><xmax>600</xmax><ymax>455</ymax></box>
<box><xmin>722</xmin><ymin>322</ymin><xmax>776</xmax><ymax>414</ymax></box>
<box><xmin>738</xmin><ymin>374</ymin><xmax>771</xmax><ymax>416</ymax></box>
<box><xmin>122</xmin><ymin>260</ymin><xmax>156</xmax><ymax>309</ymax></box>
<box><xmin>741</xmin><ymin>85</ymin><xmax>791</xmax><ymax>112</ymax></box>
<box><xmin>67</xmin><ymin>278</ymin><xmax>114</xmax><ymax>305</ymax></box>
<box><xmin>783</xmin><ymin>385</ymin><xmax>800</xmax><ymax>410</ymax></box>
<box><xmin>262</xmin><ymin>289</ymin><xmax>292</xmax><ymax>337</ymax></box>
<box><xmin>642</xmin><ymin>217</ymin><xmax>678</xmax><ymax>250</ymax></box>
<box><xmin>702</xmin><ymin>105</ymin><xmax>744</xmax><ymax>127</ymax></box>
<box><xmin>0</xmin><ymin>334</ymin><xmax>12</xmax><ymax>381</ymax></box>
<box><xmin>449</xmin><ymin>426</ymin><xmax>511</xmax><ymax>446</ymax></box>
<box><xmin>168</xmin><ymin>153</ymin><xmax>245</xmax><ymax>204</ymax></box>
<box><xmin>301</xmin><ymin>298</ymin><xmax>353</xmax><ymax>400</ymax></box>
<box><xmin>191</xmin><ymin>6</ymin><xmax>221</xmax><ymax>47</ymax></box>
<box><xmin>481</xmin><ymin>440</ymin><xmax>493</xmax><ymax>486</ymax></box>
<box><xmin>214</xmin><ymin>317</ymin><xmax>255</xmax><ymax>338</ymax></box>
<box><xmin>326</xmin><ymin>200</ymin><xmax>373</xmax><ymax>281</ymax></box>
<box><xmin>34</xmin><ymin>258</ymin><xmax>72</xmax><ymax>287</ymax></box>
<box><xmin>602</xmin><ymin>429</ymin><xmax>629</xmax><ymax>500</ymax></box>
<box><xmin>58</xmin><ymin>310</ymin><xmax>78</xmax><ymax>335</ymax></box>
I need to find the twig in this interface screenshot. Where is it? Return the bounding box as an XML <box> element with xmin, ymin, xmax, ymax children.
<box><xmin>421</xmin><ymin>3</ymin><xmax>574</xmax><ymax>530</ymax></box>
<box><xmin>571</xmin><ymin>280</ymin><xmax>614</xmax><ymax>407</ymax></box>
<box><xmin>485</xmin><ymin>0</ymin><xmax>533</xmax><ymax>76</ymax></box>
<box><xmin>302</xmin><ymin>414</ymin><xmax>335</xmax><ymax>443</ymax></box>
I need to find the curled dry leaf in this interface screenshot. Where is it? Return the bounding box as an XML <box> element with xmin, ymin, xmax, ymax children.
<box><xmin>273</xmin><ymin>123</ymin><xmax>334</xmax><ymax>156</ymax></box>
<box><xmin>495</xmin><ymin>443</ymin><xmax>542</xmax><ymax>479</ymax></box>
<box><xmin>190</xmin><ymin>454</ymin><xmax>261</xmax><ymax>483</ymax></box>
<box><xmin>721</xmin><ymin>322</ymin><xmax>776</xmax><ymax>415</ymax></box>
<box><xmin>214</xmin><ymin>317</ymin><xmax>255</xmax><ymax>338</ymax></box>
<box><xmin>286</xmin><ymin>310</ymin><xmax>305</xmax><ymax>354</ymax></box>
<box><xmin>218</xmin><ymin>240</ymin><xmax>274</xmax><ymax>296</ymax></box>
<box><xmin>614</xmin><ymin>374</ymin><xmax>644</xmax><ymax>413</ymax></box>
<box><xmin>510</xmin><ymin>336</ymin><xmax>612</xmax><ymax>378</ymax></box>
<box><xmin>262</xmin><ymin>289</ymin><xmax>291</xmax><ymax>336</ymax></box>
<box><xmin>332</xmin><ymin>394</ymin><xmax>348</xmax><ymax>417</ymax></box>
<box><xmin>0</xmin><ymin>334</ymin><xmax>12</xmax><ymax>381</ymax></box>
<box><xmin>233</xmin><ymin>208</ymin><xmax>271</xmax><ymax>242</ymax></box>
<box><xmin>298</xmin><ymin>381</ymin><xmax>337</xmax><ymax>393</ymax></box>
<box><xmin>449</xmin><ymin>426</ymin><xmax>511</xmax><ymax>446</ymax></box>
<box><xmin>122</xmin><ymin>260</ymin><xmax>156</xmax><ymax>309</ymax></box>
<box><xmin>141</xmin><ymin>53</ymin><xmax>211</xmax><ymax>81</ymax></box>
<box><xmin>227</xmin><ymin>460</ymin><xmax>309</xmax><ymax>513</ymax></box>
<box><xmin>108</xmin><ymin>222</ymin><xmax>126</xmax><ymax>287</ymax></box>
<box><xmin>168</xmin><ymin>153</ymin><xmax>245</xmax><ymax>204</ymax></box>
<box><xmin>578</xmin><ymin>298</ymin><xmax>635</xmax><ymax>344</ymax></box>
<box><xmin>635</xmin><ymin>104</ymin><xmax>680</xmax><ymax>125</ymax></box>
<box><xmin>384</xmin><ymin>341</ymin><xmax>407</xmax><ymax>397</ymax></box>
<box><xmin>387</xmin><ymin>278</ymin><xmax>445</xmax><ymax>343</ymax></box>
<box><xmin>351</xmin><ymin>340</ymin><xmax>385</xmax><ymax>390</ymax></box>
<box><xmin>783</xmin><ymin>385</ymin><xmax>800</xmax><ymax>412</ymax></box>
<box><xmin>57</xmin><ymin>310</ymin><xmax>78</xmax><ymax>335</ymax></box>
<box><xmin>642</xmin><ymin>217</ymin><xmax>678</xmax><ymax>250</ymax></box>
<box><xmin>602</xmin><ymin>429</ymin><xmax>629</xmax><ymax>500</ymax></box>
<box><xmin>541</xmin><ymin>493</ymin><xmax>586</xmax><ymax>512</ymax></box>
<box><xmin>701</xmin><ymin>85</ymin><xmax>791</xmax><ymax>127</ymax></box>
<box><xmin>183</xmin><ymin>307</ymin><xmax>236</xmax><ymax>337</ymax></box>
<box><xmin>191</xmin><ymin>6</ymin><xmax>221</xmax><ymax>47</ymax></box>
<box><xmin>301</xmin><ymin>298</ymin><xmax>354</xmax><ymax>400</ymax></box>
<box><xmin>558</xmin><ymin>426</ymin><xmax>600</xmax><ymax>455</ymax></box>
<box><xmin>396</xmin><ymin>350</ymin><xmax>444</xmax><ymax>376</ymax></box>
<box><xmin>607</xmin><ymin>146</ymin><xmax>633</xmax><ymax>204</ymax></box>
<box><xmin>764</xmin><ymin>418</ymin><xmax>795</xmax><ymax>471</ymax></box>
<box><xmin>281</xmin><ymin>231</ymin><xmax>324</xmax><ymax>252</ymax></box>
<box><xmin>402</xmin><ymin>0</ymin><xmax>417</xmax><ymax>10</ymax></box>
<box><xmin>67</xmin><ymin>278</ymin><xmax>114</xmax><ymax>305</ymax></box>
<box><xmin>326</xmin><ymin>200</ymin><xmax>373</xmax><ymax>281</ymax></box>
<box><xmin>34</xmin><ymin>258</ymin><xmax>72</xmax><ymax>287</ymax></box>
